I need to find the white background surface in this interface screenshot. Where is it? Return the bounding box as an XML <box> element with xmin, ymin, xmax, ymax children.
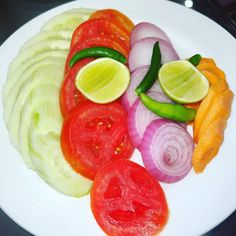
<box><xmin>0</xmin><ymin>0</ymin><xmax>236</xmax><ymax>235</ymax></box>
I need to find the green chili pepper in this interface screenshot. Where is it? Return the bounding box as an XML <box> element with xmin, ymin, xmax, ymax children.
<box><xmin>135</xmin><ymin>41</ymin><xmax>161</xmax><ymax>96</ymax></box>
<box><xmin>140</xmin><ymin>93</ymin><xmax>196</xmax><ymax>122</ymax></box>
<box><xmin>189</xmin><ymin>54</ymin><xmax>202</xmax><ymax>66</ymax></box>
<box><xmin>69</xmin><ymin>46</ymin><xmax>127</xmax><ymax>68</ymax></box>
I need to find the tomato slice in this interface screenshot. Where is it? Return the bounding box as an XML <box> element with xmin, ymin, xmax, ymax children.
<box><xmin>90</xmin><ymin>9</ymin><xmax>134</xmax><ymax>33</ymax></box>
<box><xmin>65</xmin><ymin>34</ymin><xmax>129</xmax><ymax>74</ymax></box>
<box><xmin>91</xmin><ymin>159</ymin><xmax>169</xmax><ymax>236</ymax></box>
<box><xmin>60</xmin><ymin>102</ymin><xmax>134</xmax><ymax>179</ymax></box>
<box><xmin>59</xmin><ymin>58</ymin><xmax>94</xmax><ymax>117</ymax></box>
<box><xmin>70</xmin><ymin>18</ymin><xmax>130</xmax><ymax>50</ymax></box>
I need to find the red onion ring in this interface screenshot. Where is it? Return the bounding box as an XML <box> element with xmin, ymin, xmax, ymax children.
<box><xmin>130</xmin><ymin>22</ymin><xmax>171</xmax><ymax>48</ymax></box>
<box><xmin>128</xmin><ymin>90</ymin><xmax>172</xmax><ymax>149</ymax></box>
<box><xmin>128</xmin><ymin>37</ymin><xmax>179</xmax><ymax>72</ymax></box>
<box><xmin>121</xmin><ymin>66</ymin><xmax>149</xmax><ymax>111</ymax></box>
<box><xmin>121</xmin><ymin>65</ymin><xmax>167</xmax><ymax>111</ymax></box>
<box><xmin>140</xmin><ymin>119</ymin><xmax>193</xmax><ymax>183</ymax></box>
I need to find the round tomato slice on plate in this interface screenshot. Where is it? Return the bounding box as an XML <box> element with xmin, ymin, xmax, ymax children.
<box><xmin>70</xmin><ymin>18</ymin><xmax>130</xmax><ymax>50</ymax></box>
<box><xmin>60</xmin><ymin>101</ymin><xmax>134</xmax><ymax>179</ymax></box>
<box><xmin>91</xmin><ymin>159</ymin><xmax>169</xmax><ymax>236</ymax></box>
<box><xmin>90</xmin><ymin>9</ymin><xmax>134</xmax><ymax>33</ymax></box>
<box><xmin>65</xmin><ymin>34</ymin><xmax>129</xmax><ymax>74</ymax></box>
<box><xmin>59</xmin><ymin>58</ymin><xmax>94</xmax><ymax>117</ymax></box>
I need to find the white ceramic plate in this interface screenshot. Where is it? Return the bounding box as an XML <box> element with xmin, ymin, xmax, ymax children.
<box><xmin>0</xmin><ymin>0</ymin><xmax>236</xmax><ymax>235</ymax></box>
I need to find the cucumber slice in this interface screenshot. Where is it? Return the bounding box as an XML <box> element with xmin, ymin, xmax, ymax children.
<box><xmin>21</xmin><ymin>30</ymin><xmax>72</xmax><ymax>51</ymax></box>
<box><xmin>18</xmin><ymin>85</ymin><xmax>59</xmax><ymax>168</ymax></box>
<box><xmin>28</xmin><ymin>114</ymin><xmax>92</xmax><ymax>197</ymax></box>
<box><xmin>29</xmin><ymin>101</ymin><xmax>62</xmax><ymax>157</ymax></box>
<box><xmin>32</xmin><ymin>138</ymin><xmax>92</xmax><ymax>197</ymax></box>
<box><xmin>7</xmin><ymin>62</ymin><xmax>64</xmax><ymax>147</ymax></box>
<box><xmin>30</xmin><ymin>102</ymin><xmax>62</xmax><ymax>137</ymax></box>
<box><xmin>41</xmin><ymin>8</ymin><xmax>95</xmax><ymax>31</ymax></box>
<box><xmin>3</xmin><ymin>7</ymin><xmax>95</xmax><ymax>198</ymax></box>
<box><xmin>8</xmin><ymin>39</ymin><xmax>69</xmax><ymax>74</ymax></box>
<box><xmin>4</xmin><ymin>57</ymin><xmax>65</xmax><ymax>127</ymax></box>
<box><xmin>3</xmin><ymin>50</ymin><xmax>67</xmax><ymax>104</ymax></box>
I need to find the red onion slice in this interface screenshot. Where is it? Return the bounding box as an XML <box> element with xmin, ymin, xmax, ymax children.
<box><xmin>128</xmin><ymin>37</ymin><xmax>179</xmax><ymax>72</ymax></box>
<box><xmin>140</xmin><ymin>119</ymin><xmax>193</xmax><ymax>183</ymax></box>
<box><xmin>121</xmin><ymin>65</ymin><xmax>165</xmax><ymax>111</ymax></box>
<box><xmin>121</xmin><ymin>66</ymin><xmax>149</xmax><ymax>111</ymax></box>
<box><xmin>128</xmin><ymin>90</ymin><xmax>172</xmax><ymax>149</ymax></box>
<box><xmin>130</xmin><ymin>22</ymin><xmax>171</xmax><ymax>48</ymax></box>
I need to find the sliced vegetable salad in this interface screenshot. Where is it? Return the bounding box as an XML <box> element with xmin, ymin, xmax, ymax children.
<box><xmin>2</xmin><ymin>7</ymin><xmax>234</xmax><ymax>236</ymax></box>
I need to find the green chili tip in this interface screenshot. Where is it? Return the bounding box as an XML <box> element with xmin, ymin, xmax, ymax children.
<box><xmin>189</xmin><ymin>54</ymin><xmax>202</xmax><ymax>66</ymax></box>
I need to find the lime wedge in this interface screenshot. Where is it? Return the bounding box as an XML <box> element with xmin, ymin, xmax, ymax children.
<box><xmin>75</xmin><ymin>58</ymin><xmax>130</xmax><ymax>104</ymax></box>
<box><xmin>159</xmin><ymin>60</ymin><xmax>209</xmax><ymax>103</ymax></box>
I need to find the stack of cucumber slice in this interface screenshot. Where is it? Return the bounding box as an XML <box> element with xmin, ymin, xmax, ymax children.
<box><xmin>2</xmin><ymin>8</ymin><xmax>95</xmax><ymax>197</ymax></box>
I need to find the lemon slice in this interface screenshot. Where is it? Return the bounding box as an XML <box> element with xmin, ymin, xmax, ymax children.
<box><xmin>75</xmin><ymin>58</ymin><xmax>130</xmax><ymax>104</ymax></box>
<box><xmin>159</xmin><ymin>60</ymin><xmax>209</xmax><ymax>103</ymax></box>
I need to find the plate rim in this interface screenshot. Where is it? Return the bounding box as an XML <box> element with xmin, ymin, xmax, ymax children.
<box><xmin>0</xmin><ymin>0</ymin><xmax>236</xmax><ymax>235</ymax></box>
